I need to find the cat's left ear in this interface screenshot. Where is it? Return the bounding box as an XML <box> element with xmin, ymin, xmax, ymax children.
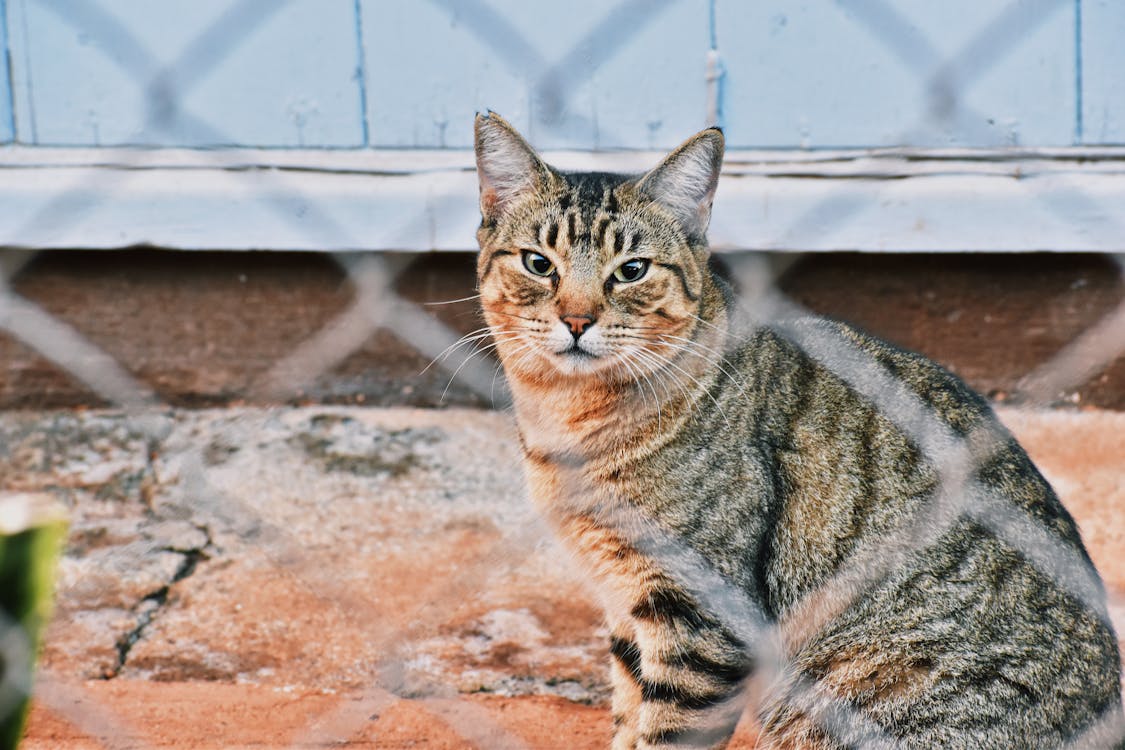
<box><xmin>474</xmin><ymin>112</ymin><xmax>553</xmax><ymax>224</ymax></box>
<box><xmin>635</xmin><ymin>128</ymin><xmax>724</xmax><ymax>239</ymax></box>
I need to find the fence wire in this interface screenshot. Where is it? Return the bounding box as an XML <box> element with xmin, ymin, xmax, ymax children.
<box><xmin>2</xmin><ymin>1</ymin><xmax>1124</xmax><ymax>748</ymax></box>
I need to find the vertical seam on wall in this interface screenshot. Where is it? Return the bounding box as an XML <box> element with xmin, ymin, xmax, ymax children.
<box><xmin>15</xmin><ymin>0</ymin><xmax>33</xmax><ymax>143</ymax></box>
<box><xmin>1074</xmin><ymin>0</ymin><xmax>1083</xmax><ymax>144</ymax></box>
<box><xmin>706</xmin><ymin>0</ymin><xmax>725</xmax><ymax>130</ymax></box>
<box><xmin>1</xmin><ymin>0</ymin><xmax>16</xmax><ymax>143</ymax></box>
<box><xmin>353</xmin><ymin>0</ymin><xmax>370</xmax><ymax>147</ymax></box>
<box><xmin>708</xmin><ymin>0</ymin><xmax>717</xmax><ymax>49</ymax></box>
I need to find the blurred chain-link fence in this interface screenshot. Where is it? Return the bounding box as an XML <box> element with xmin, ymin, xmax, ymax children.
<box><xmin>2</xmin><ymin>0</ymin><xmax>1124</xmax><ymax>747</ymax></box>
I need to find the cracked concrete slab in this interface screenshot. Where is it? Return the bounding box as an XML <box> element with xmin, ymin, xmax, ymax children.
<box><xmin>6</xmin><ymin>405</ymin><xmax>1124</xmax><ymax>749</ymax></box>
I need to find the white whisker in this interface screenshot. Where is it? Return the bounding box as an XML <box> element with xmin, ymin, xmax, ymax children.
<box><xmin>424</xmin><ymin>293</ymin><xmax>483</xmax><ymax>306</ymax></box>
<box><xmin>657</xmin><ymin>334</ymin><xmax>749</xmax><ymax>398</ymax></box>
<box><xmin>440</xmin><ymin>338</ymin><xmax>509</xmax><ymax>402</ymax></box>
<box><xmin>629</xmin><ymin>348</ymin><xmax>693</xmax><ymax>417</ymax></box>
<box><xmin>420</xmin><ymin>326</ymin><xmax>513</xmax><ymax>375</ymax></box>
<box><xmin>632</xmin><ymin>345</ymin><xmax>731</xmax><ymax>426</ymax></box>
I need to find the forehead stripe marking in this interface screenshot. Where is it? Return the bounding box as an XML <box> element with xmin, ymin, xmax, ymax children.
<box><xmin>656</xmin><ymin>262</ymin><xmax>699</xmax><ymax>302</ymax></box>
<box><xmin>594</xmin><ymin>217</ymin><xmax>611</xmax><ymax>248</ymax></box>
<box><xmin>545</xmin><ymin>221</ymin><xmax>559</xmax><ymax>249</ymax></box>
<box><xmin>480</xmin><ymin>249</ymin><xmax>513</xmax><ymax>281</ymax></box>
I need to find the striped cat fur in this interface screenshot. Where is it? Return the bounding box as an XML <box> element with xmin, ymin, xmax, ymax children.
<box><xmin>472</xmin><ymin>112</ymin><xmax>1124</xmax><ymax>749</ymax></box>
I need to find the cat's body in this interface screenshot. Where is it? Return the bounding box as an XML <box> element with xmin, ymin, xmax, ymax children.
<box><xmin>472</xmin><ymin>112</ymin><xmax>1124</xmax><ymax>749</ymax></box>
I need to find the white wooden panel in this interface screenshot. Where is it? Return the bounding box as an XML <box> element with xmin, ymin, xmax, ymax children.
<box><xmin>7</xmin><ymin>0</ymin><xmax>364</xmax><ymax>146</ymax></box>
<box><xmin>717</xmin><ymin>0</ymin><xmax>1076</xmax><ymax>148</ymax></box>
<box><xmin>361</xmin><ymin>0</ymin><xmax>710</xmax><ymax>149</ymax></box>
<box><xmin>1081</xmin><ymin>0</ymin><xmax>1125</xmax><ymax>144</ymax></box>
<box><xmin>2</xmin><ymin>147</ymin><xmax>1123</xmax><ymax>252</ymax></box>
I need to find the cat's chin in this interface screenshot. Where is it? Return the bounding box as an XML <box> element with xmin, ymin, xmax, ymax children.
<box><xmin>549</xmin><ymin>348</ymin><xmax>605</xmax><ymax>376</ymax></box>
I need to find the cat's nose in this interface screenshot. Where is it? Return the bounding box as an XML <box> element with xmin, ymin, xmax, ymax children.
<box><xmin>561</xmin><ymin>314</ymin><xmax>595</xmax><ymax>339</ymax></box>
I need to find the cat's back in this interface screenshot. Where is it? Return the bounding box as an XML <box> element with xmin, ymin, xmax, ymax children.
<box><xmin>725</xmin><ymin>318</ymin><xmax>1123</xmax><ymax>747</ymax></box>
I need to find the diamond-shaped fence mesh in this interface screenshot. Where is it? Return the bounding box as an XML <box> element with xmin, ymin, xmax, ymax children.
<box><xmin>1</xmin><ymin>0</ymin><xmax>1124</xmax><ymax>748</ymax></box>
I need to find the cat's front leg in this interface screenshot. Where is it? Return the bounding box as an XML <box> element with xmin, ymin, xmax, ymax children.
<box><xmin>609</xmin><ymin>630</ymin><xmax>643</xmax><ymax>749</ymax></box>
<box><xmin>620</xmin><ymin>599</ymin><xmax>753</xmax><ymax>749</ymax></box>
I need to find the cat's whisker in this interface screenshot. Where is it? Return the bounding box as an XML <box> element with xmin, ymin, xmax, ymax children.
<box><xmin>503</xmin><ymin>340</ymin><xmax>544</xmax><ymax>379</ymax></box>
<box><xmin>689</xmin><ymin>312</ymin><xmax>741</xmax><ymax>353</ymax></box>
<box><xmin>657</xmin><ymin>333</ymin><xmax>733</xmax><ymax>366</ymax></box>
<box><xmin>490</xmin><ymin>361</ymin><xmax>507</xmax><ymax>407</ymax></box>
<box><xmin>617</xmin><ymin>347</ymin><xmax>655</xmax><ymax>423</ymax></box>
<box><xmin>624</xmin><ymin>329</ymin><xmax>745</xmax><ymax>398</ymax></box>
<box><xmin>625</xmin><ymin>347</ymin><xmax>666</xmax><ymax>431</ymax></box>
<box><xmin>630</xmin><ymin>347</ymin><xmax>698</xmax><ymax>423</ymax></box>
<box><xmin>423</xmin><ymin>293</ymin><xmax>482</xmax><ymax>305</ymax></box>
<box><xmin>629</xmin><ymin>346</ymin><xmax>671</xmax><ymax>414</ymax></box>
<box><xmin>634</xmin><ymin>345</ymin><xmax>732</xmax><ymax>426</ymax></box>
<box><xmin>656</xmin><ymin>335</ymin><xmax>750</xmax><ymax>398</ymax></box>
<box><xmin>439</xmin><ymin>337</ymin><xmax>512</xmax><ymax>402</ymax></box>
<box><xmin>420</xmin><ymin>326</ymin><xmax>517</xmax><ymax>375</ymax></box>
<box><xmin>639</xmin><ymin>359</ymin><xmax>661</xmax><ymax>420</ymax></box>
<box><xmin>482</xmin><ymin>308</ymin><xmax>549</xmax><ymax>326</ymax></box>
<box><xmin>689</xmin><ymin>311</ymin><xmax>726</xmax><ymax>334</ymax></box>
<box><xmin>609</xmin><ymin>331</ymin><xmax>701</xmax><ymax>371</ymax></box>
<box><xmin>490</xmin><ymin>339</ymin><xmax>541</xmax><ymax>404</ymax></box>
<box><xmin>435</xmin><ymin>329</ymin><xmax>537</xmax><ymax>396</ymax></box>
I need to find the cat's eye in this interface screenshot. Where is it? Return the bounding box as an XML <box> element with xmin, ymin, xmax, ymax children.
<box><xmin>522</xmin><ymin>250</ymin><xmax>556</xmax><ymax>277</ymax></box>
<box><xmin>612</xmin><ymin>258</ymin><xmax>650</xmax><ymax>283</ymax></box>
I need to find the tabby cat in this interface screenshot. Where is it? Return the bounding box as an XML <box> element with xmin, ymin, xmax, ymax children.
<box><xmin>472</xmin><ymin>111</ymin><xmax>1124</xmax><ymax>749</ymax></box>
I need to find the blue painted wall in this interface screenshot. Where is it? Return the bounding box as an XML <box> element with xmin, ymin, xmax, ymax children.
<box><xmin>7</xmin><ymin>0</ymin><xmax>365</xmax><ymax>146</ymax></box>
<box><xmin>1081</xmin><ymin>0</ymin><xmax>1125</xmax><ymax>144</ymax></box>
<box><xmin>1</xmin><ymin>0</ymin><xmax>1121</xmax><ymax>148</ymax></box>
<box><xmin>361</xmin><ymin>0</ymin><xmax>710</xmax><ymax>149</ymax></box>
<box><xmin>718</xmin><ymin>1</ymin><xmax>1076</xmax><ymax>148</ymax></box>
<box><xmin>0</xmin><ymin>0</ymin><xmax>15</xmax><ymax>143</ymax></box>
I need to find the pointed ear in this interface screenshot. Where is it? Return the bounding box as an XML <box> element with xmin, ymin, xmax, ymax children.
<box><xmin>635</xmin><ymin>128</ymin><xmax>724</xmax><ymax>238</ymax></box>
<box><xmin>474</xmin><ymin>112</ymin><xmax>551</xmax><ymax>223</ymax></box>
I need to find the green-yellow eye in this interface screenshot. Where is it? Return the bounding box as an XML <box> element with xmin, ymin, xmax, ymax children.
<box><xmin>613</xmin><ymin>258</ymin><xmax>650</xmax><ymax>283</ymax></box>
<box><xmin>522</xmin><ymin>250</ymin><xmax>555</xmax><ymax>277</ymax></box>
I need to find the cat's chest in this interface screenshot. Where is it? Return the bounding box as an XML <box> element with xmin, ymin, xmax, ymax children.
<box><xmin>521</xmin><ymin>427</ymin><xmax>777</xmax><ymax>622</ymax></box>
<box><xmin>521</xmin><ymin>450</ymin><xmax>690</xmax><ymax>594</ymax></box>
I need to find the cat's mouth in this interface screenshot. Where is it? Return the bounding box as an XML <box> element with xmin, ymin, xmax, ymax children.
<box><xmin>556</xmin><ymin>345</ymin><xmax>597</xmax><ymax>360</ymax></box>
<box><xmin>548</xmin><ymin>344</ymin><xmax>607</xmax><ymax>374</ymax></box>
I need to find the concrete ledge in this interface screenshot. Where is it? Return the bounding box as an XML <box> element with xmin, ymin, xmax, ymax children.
<box><xmin>3</xmin><ymin>146</ymin><xmax>1125</xmax><ymax>252</ymax></box>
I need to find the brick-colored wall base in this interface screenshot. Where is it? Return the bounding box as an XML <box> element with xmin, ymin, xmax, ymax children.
<box><xmin>2</xmin><ymin>250</ymin><xmax>1122</xmax><ymax>410</ymax></box>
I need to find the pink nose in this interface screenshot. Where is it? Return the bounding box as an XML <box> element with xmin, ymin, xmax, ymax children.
<box><xmin>561</xmin><ymin>314</ymin><xmax>595</xmax><ymax>338</ymax></box>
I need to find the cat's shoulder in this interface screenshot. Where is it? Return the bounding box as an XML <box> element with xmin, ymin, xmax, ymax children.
<box><xmin>733</xmin><ymin>315</ymin><xmax>999</xmax><ymax>439</ymax></box>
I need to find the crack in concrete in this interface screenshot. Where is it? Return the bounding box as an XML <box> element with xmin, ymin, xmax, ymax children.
<box><xmin>104</xmin><ymin>527</ymin><xmax>212</xmax><ymax>680</ymax></box>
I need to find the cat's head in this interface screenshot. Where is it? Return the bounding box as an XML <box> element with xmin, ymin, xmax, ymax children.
<box><xmin>473</xmin><ymin>112</ymin><xmax>726</xmax><ymax>386</ymax></box>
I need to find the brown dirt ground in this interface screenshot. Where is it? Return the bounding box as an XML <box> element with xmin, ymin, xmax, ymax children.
<box><xmin>23</xmin><ymin>682</ymin><xmax>764</xmax><ymax>749</ymax></box>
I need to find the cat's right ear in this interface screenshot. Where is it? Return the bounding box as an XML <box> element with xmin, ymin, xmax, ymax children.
<box><xmin>635</xmin><ymin>127</ymin><xmax>724</xmax><ymax>239</ymax></box>
<box><xmin>474</xmin><ymin>112</ymin><xmax>551</xmax><ymax>224</ymax></box>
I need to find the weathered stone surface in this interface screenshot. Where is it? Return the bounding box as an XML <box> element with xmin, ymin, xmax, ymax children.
<box><xmin>0</xmin><ymin>411</ymin><xmax>196</xmax><ymax>679</ymax></box>
<box><xmin>8</xmin><ymin>407</ymin><xmax>606</xmax><ymax>700</ymax></box>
